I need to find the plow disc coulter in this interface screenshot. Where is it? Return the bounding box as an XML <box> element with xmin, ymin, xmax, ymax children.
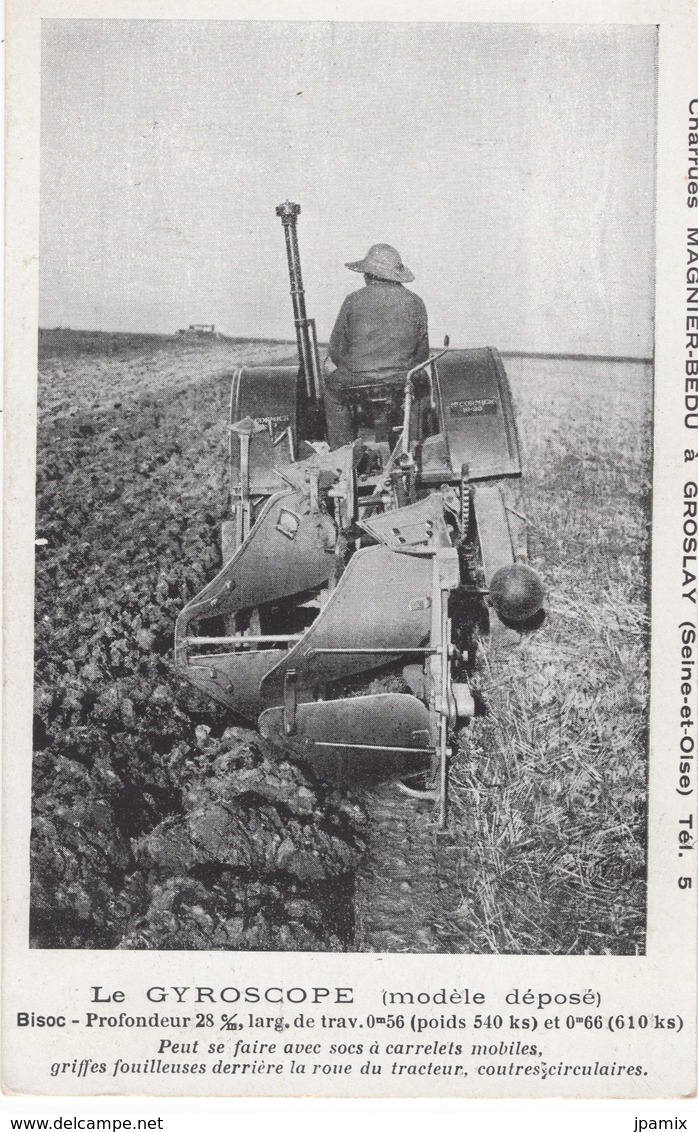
<box><xmin>175</xmin><ymin>202</ymin><xmax>544</xmax><ymax>827</ymax></box>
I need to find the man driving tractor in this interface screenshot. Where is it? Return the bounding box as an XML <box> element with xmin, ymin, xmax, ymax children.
<box><xmin>175</xmin><ymin>201</ymin><xmax>546</xmax><ymax>829</ymax></box>
<box><xmin>324</xmin><ymin>242</ymin><xmax>430</xmax><ymax>448</ymax></box>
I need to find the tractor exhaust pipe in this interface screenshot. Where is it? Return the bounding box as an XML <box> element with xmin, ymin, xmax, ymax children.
<box><xmin>275</xmin><ymin>200</ymin><xmax>323</xmax><ymax>403</ymax></box>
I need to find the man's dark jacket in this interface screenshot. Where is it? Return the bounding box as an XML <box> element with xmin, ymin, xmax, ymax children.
<box><xmin>328</xmin><ymin>277</ymin><xmax>429</xmax><ymax>382</ymax></box>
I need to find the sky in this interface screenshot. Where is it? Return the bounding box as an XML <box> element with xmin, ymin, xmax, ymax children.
<box><xmin>39</xmin><ymin>20</ymin><xmax>657</xmax><ymax>356</ymax></box>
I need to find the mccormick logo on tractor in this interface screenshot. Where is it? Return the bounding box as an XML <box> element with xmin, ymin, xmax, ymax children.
<box><xmin>449</xmin><ymin>398</ymin><xmax>498</xmax><ymax>417</ymax></box>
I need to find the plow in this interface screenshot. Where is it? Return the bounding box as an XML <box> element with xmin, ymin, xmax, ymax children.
<box><xmin>175</xmin><ymin>201</ymin><xmax>544</xmax><ymax>829</ymax></box>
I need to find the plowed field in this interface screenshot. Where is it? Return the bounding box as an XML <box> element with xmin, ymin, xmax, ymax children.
<box><xmin>32</xmin><ymin>331</ymin><xmax>651</xmax><ymax>954</ymax></box>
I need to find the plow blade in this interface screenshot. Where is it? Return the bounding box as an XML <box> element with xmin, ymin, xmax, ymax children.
<box><xmin>176</xmin><ymin>502</ymin><xmax>439</xmax><ymax>721</ymax></box>
<box><xmin>182</xmin><ymin>649</ymin><xmax>281</xmax><ymax>721</ymax></box>
<box><xmin>261</xmin><ymin>545</ymin><xmax>434</xmax><ymax>704</ymax></box>
<box><xmin>177</xmin><ymin>487</ymin><xmax>336</xmax><ymax>633</ymax></box>
<box><xmin>175</xmin><ymin>486</ymin><xmax>340</xmax><ymax>718</ymax></box>
<box><xmin>259</xmin><ymin>693</ymin><xmax>432</xmax><ymax>786</ymax></box>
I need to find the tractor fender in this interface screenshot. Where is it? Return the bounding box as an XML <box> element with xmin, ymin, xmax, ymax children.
<box><xmin>434</xmin><ymin>348</ymin><xmax>522</xmax><ymax>480</ymax></box>
<box><xmin>229</xmin><ymin>364</ymin><xmax>300</xmax><ymax>497</ymax></box>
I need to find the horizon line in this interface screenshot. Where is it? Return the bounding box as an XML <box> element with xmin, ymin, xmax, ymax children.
<box><xmin>38</xmin><ymin>328</ymin><xmax>653</xmax><ymax>367</ymax></box>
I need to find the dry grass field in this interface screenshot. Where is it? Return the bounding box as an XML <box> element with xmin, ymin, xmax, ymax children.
<box><xmin>32</xmin><ymin>333</ymin><xmax>650</xmax><ymax>954</ymax></box>
<box><xmin>447</xmin><ymin>356</ymin><xmax>651</xmax><ymax>954</ymax></box>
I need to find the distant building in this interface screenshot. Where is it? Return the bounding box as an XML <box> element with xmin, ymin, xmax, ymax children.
<box><xmin>177</xmin><ymin>323</ymin><xmax>218</xmax><ymax>337</ymax></box>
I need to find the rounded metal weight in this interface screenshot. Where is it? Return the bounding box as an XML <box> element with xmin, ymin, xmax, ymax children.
<box><xmin>488</xmin><ymin>563</ymin><xmax>546</xmax><ymax>624</ymax></box>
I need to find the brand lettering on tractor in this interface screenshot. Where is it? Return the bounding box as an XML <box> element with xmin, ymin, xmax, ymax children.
<box><xmin>449</xmin><ymin>398</ymin><xmax>498</xmax><ymax>417</ymax></box>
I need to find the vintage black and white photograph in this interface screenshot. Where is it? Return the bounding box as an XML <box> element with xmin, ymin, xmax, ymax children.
<box><xmin>30</xmin><ymin>19</ymin><xmax>655</xmax><ymax>957</ymax></box>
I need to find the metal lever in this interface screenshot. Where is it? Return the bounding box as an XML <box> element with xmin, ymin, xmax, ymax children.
<box><xmin>401</xmin><ymin>338</ymin><xmax>451</xmax><ymax>456</ymax></box>
<box><xmin>228</xmin><ymin>417</ymin><xmax>265</xmax><ymax>545</ymax></box>
<box><xmin>429</xmin><ymin>549</ymin><xmax>460</xmax><ymax>830</ymax></box>
<box><xmin>284</xmin><ymin>668</ymin><xmax>298</xmax><ymax>735</ymax></box>
<box><xmin>275</xmin><ymin>200</ymin><xmax>323</xmax><ymax>403</ymax></box>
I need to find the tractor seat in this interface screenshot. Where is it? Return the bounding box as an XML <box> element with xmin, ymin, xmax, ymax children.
<box><xmin>346</xmin><ymin>379</ymin><xmax>404</xmax><ymax>403</ymax></box>
<box><xmin>346</xmin><ymin>375</ymin><xmax>435</xmax><ymax>446</ymax></box>
<box><xmin>346</xmin><ymin>382</ymin><xmax>404</xmax><ymax>444</ymax></box>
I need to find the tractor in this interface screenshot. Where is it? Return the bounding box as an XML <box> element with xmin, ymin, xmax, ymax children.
<box><xmin>175</xmin><ymin>201</ymin><xmax>544</xmax><ymax>827</ymax></box>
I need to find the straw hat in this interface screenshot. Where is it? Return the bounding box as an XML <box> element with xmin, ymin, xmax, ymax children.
<box><xmin>345</xmin><ymin>243</ymin><xmax>415</xmax><ymax>284</ymax></box>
